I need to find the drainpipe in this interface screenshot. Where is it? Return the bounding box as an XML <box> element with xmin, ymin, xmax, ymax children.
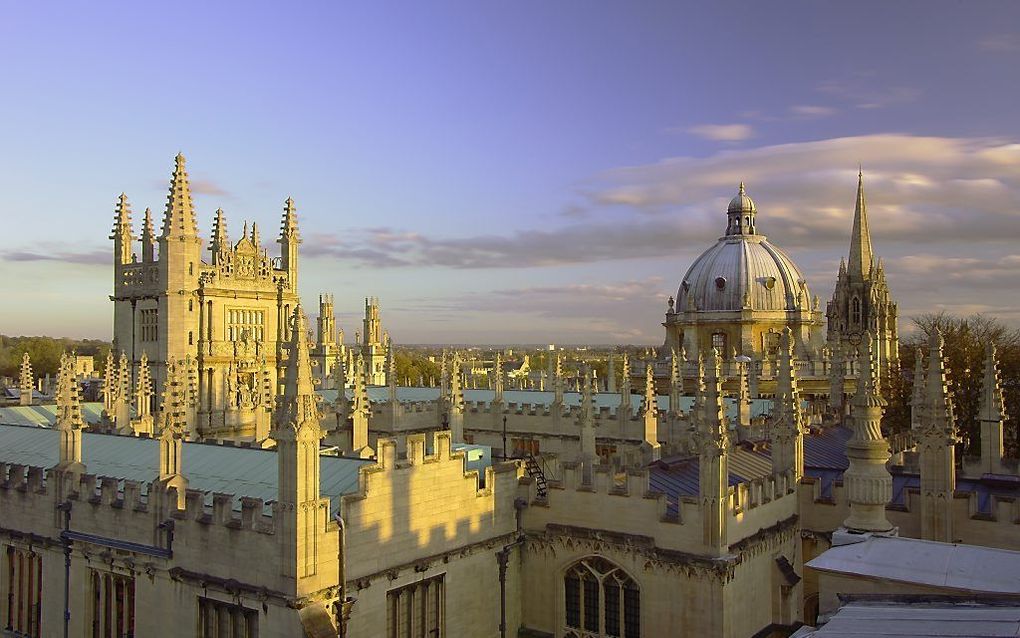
<box><xmin>497</xmin><ymin>498</ymin><xmax>527</xmax><ymax>638</ymax></box>
<box><xmin>56</xmin><ymin>500</ymin><xmax>72</xmax><ymax>638</ymax></box>
<box><xmin>334</xmin><ymin>514</ymin><xmax>356</xmax><ymax>638</ymax></box>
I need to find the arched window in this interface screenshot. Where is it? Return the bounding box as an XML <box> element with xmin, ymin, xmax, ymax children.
<box><xmin>563</xmin><ymin>557</ymin><xmax>639</xmax><ymax>637</ymax></box>
<box><xmin>851</xmin><ymin>297</ymin><xmax>861</xmax><ymax>325</ymax></box>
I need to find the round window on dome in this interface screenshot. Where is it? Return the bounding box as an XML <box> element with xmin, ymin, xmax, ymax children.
<box><xmin>715</xmin><ymin>277</ymin><xmax>726</xmax><ymax>290</ymax></box>
<box><xmin>763</xmin><ymin>276</ymin><xmax>776</xmax><ymax>290</ymax></box>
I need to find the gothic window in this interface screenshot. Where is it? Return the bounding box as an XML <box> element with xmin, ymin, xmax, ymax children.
<box><xmin>88</xmin><ymin>569</ymin><xmax>134</xmax><ymax>638</ymax></box>
<box><xmin>711</xmin><ymin>333</ymin><xmax>726</xmax><ymax>353</ymax></box>
<box><xmin>226</xmin><ymin>309</ymin><xmax>265</xmax><ymax>342</ymax></box>
<box><xmin>198</xmin><ymin>597</ymin><xmax>258</xmax><ymax>638</ymax></box>
<box><xmin>140</xmin><ymin>309</ymin><xmax>158</xmax><ymax>343</ymax></box>
<box><xmin>563</xmin><ymin>557</ymin><xmax>640</xmax><ymax>637</ymax></box>
<box><xmin>512</xmin><ymin>438</ymin><xmax>540</xmax><ymax>457</ymax></box>
<box><xmin>4</xmin><ymin>545</ymin><xmax>42</xmax><ymax>638</ymax></box>
<box><xmin>851</xmin><ymin>297</ymin><xmax>861</xmax><ymax>325</ymax></box>
<box><xmin>387</xmin><ymin>573</ymin><xmax>444</xmax><ymax>638</ymax></box>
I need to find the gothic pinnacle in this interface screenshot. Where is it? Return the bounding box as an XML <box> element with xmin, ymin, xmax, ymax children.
<box><xmin>160</xmin><ymin>152</ymin><xmax>199</xmax><ymax>239</ymax></box>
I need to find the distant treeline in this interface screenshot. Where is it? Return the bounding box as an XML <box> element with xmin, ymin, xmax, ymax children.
<box><xmin>0</xmin><ymin>335</ymin><xmax>111</xmax><ymax>379</ymax></box>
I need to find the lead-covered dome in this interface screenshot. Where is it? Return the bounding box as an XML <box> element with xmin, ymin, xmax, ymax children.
<box><xmin>676</xmin><ymin>184</ymin><xmax>811</xmax><ymax>313</ymax></box>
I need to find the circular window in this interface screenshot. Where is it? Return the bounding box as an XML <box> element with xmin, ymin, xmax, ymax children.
<box><xmin>715</xmin><ymin>277</ymin><xmax>726</xmax><ymax>290</ymax></box>
<box><xmin>763</xmin><ymin>276</ymin><xmax>776</xmax><ymax>290</ymax></box>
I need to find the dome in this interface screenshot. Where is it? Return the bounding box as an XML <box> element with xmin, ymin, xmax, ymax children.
<box><xmin>676</xmin><ymin>185</ymin><xmax>811</xmax><ymax>313</ymax></box>
<box><xmin>727</xmin><ymin>182</ymin><xmax>756</xmax><ymax>215</ymax></box>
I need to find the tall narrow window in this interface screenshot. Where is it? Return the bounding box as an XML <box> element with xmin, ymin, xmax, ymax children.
<box><xmin>89</xmin><ymin>569</ymin><xmax>134</xmax><ymax>638</ymax></box>
<box><xmin>4</xmin><ymin>545</ymin><xmax>42</xmax><ymax>638</ymax></box>
<box><xmin>140</xmin><ymin>309</ymin><xmax>159</xmax><ymax>343</ymax></box>
<box><xmin>563</xmin><ymin>557</ymin><xmax>639</xmax><ymax>638</ymax></box>
<box><xmin>198</xmin><ymin>597</ymin><xmax>258</xmax><ymax>638</ymax></box>
<box><xmin>387</xmin><ymin>573</ymin><xmax>444</xmax><ymax>638</ymax></box>
<box><xmin>851</xmin><ymin>297</ymin><xmax>861</xmax><ymax>325</ymax></box>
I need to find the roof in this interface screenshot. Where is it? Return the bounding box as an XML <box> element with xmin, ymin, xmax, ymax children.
<box><xmin>796</xmin><ymin>597</ymin><xmax>1020</xmax><ymax>638</ymax></box>
<box><xmin>0</xmin><ymin>424</ymin><xmax>370</xmax><ymax>515</ymax></box>
<box><xmin>807</xmin><ymin>535</ymin><xmax>1020</xmax><ymax>594</ymax></box>
<box><xmin>648</xmin><ymin>444</ymin><xmax>774</xmax><ymax>516</ymax></box>
<box><xmin>0</xmin><ymin>402</ymin><xmax>107</xmax><ymax>427</ymax></box>
<box><xmin>676</xmin><ymin>233</ymin><xmax>810</xmax><ymax>313</ymax></box>
<box><xmin>319</xmin><ymin>387</ymin><xmax>774</xmax><ymax>419</ymax></box>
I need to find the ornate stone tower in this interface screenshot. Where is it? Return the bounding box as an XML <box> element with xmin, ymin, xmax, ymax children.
<box><xmin>827</xmin><ymin>171</ymin><xmax>899</xmax><ymax>379</ymax></box>
<box><xmin>842</xmin><ymin>332</ymin><xmax>893</xmax><ymax>533</ymax></box>
<box><xmin>110</xmin><ymin>155</ymin><xmax>302</xmax><ymax>440</ymax></box>
<box><xmin>361</xmin><ymin>297</ymin><xmax>387</xmax><ymax>385</ymax></box>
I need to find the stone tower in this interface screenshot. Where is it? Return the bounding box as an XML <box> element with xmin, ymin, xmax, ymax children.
<box><xmin>361</xmin><ymin>297</ymin><xmax>387</xmax><ymax>385</ymax></box>
<box><xmin>110</xmin><ymin>155</ymin><xmax>302</xmax><ymax>440</ymax></box>
<box><xmin>826</xmin><ymin>171</ymin><xmax>899</xmax><ymax>379</ymax></box>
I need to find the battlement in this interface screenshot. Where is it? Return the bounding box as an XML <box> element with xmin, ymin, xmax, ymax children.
<box><xmin>728</xmin><ymin>470</ymin><xmax>796</xmax><ymax>517</ymax></box>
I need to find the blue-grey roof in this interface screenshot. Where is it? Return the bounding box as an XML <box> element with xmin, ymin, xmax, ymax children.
<box><xmin>0</xmin><ymin>424</ymin><xmax>370</xmax><ymax>514</ymax></box>
<box><xmin>0</xmin><ymin>402</ymin><xmax>107</xmax><ymax>427</ymax></box>
<box><xmin>319</xmin><ymin>387</ymin><xmax>775</xmax><ymax>420</ymax></box>
<box><xmin>0</xmin><ymin>402</ymin><xmax>108</xmax><ymax>428</ymax></box>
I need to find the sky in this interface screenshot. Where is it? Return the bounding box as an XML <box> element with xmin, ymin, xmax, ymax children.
<box><xmin>1</xmin><ymin>1</ymin><xmax>1019</xmax><ymax>344</ymax></box>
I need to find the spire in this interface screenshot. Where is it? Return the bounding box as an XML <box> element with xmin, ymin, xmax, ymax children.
<box><xmin>911</xmin><ymin>351</ymin><xmax>925</xmax><ymax>430</ymax></box>
<box><xmin>642</xmin><ymin>363</ymin><xmax>661</xmax><ymax>461</ymax></box>
<box><xmin>210</xmin><ymin>208</ymin><xmax>229</xmax><ymax>262</ymax></box>
<box><xmin>279</xmin><ymin>197</ymin><xmax>300</xmax><ymax>241</ymax></box>
<box><xmin>349</xmin><ymin>353</ymin><xmax>371</xmax><ymax>455</ymax></box>
<box><xmin>135</xmin><ymin>353</ymin><xmax>153</xmax><ymax>420</ymax></box>
<box><xmin>141</xmin><ymin>208</ymin><xmax>156</xmax><ymax>262</ymax></box>
<box><xmin>155</xmin><ymin>358</ymin><xmax>189</xmax><ymax>508</ymax></box>
<box><xmin>274</xmin><ymin>306</ymin><xmax>320</xmax><ymax>433</ymax></box>
<box><xmin>578</xmin><ymin>365</ymin><xmax>596</xmax><ymax>461</ymax></box>
<box><xmin>978</xmin><ymin>345</ymin><xmax>1006</xmax><ymax>474</ymax></box>
<box><xmin>493</xmin><ymin>352</ymin><xmax>505</xmax><ymax>404</ymax></box>
<box><xmin>669</xmin><ymin>348</ymin><xmax>683</xmax><ymax>416</ymax></box>
<box><xmin>618</xmin><ymin>353</ymin><xmax>631</xmax><ymax>414</ymax></box>
<box><xmin>54</xmin><ymin>353</ymin><xmax>85</xmax><ymax>473</ymax></box>
<box><xmin>18</xmin><ymin>353</ymin><xmax>33</xmax><ymax>406</ymax></box>
<box><xmin>110</xmin><ymin>193</ymin><xmax>134</xmax><ymax>264</ymax></box>
<box><xmin>250</xmin><ymin>221</ymin><xmax>260</xmax><ymax>248</ymax></box>
<box><xmin>771</xmin><ymin>328</ymin><xmax>803</xmax><ymax>479</ymax></box>
<box><xmin>847</xmin><ymin>169</ymin><xmax>873</xmax><ymax>280</ymax></box>
<box><xmin>696</xmin><ymin>348</ymin><xmax>728</xmax><ymax>555</ymax></box>
<box><xmin>916</xmin><ymin>331</ymin><xmax>957</xmax><ymax>542</ymax></box>
<box><xmin>102</xmin><ymin>350</ymin><xmax>116</xmax><ymax>414</ymax></box>
<box><xmin>553</xmin><ymin>352</ymin><xmax>564</xmax><ymax>407</ymax></box>
<box><xmin>160</xmin><ymin>153</ymin><xmax>199</xmax><ymax>240</ymax></box>
<box><xmin>386</xmin><ymin>340</ymin><xmax>397</xmax><ymax>403</ymax></box>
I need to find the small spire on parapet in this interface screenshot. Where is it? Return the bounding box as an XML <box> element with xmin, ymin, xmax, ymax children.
<box><xmin>274</xmin><ymin>306</ymin><xmax>320</xmax><ymax>434</ymax></box>
<box><xmin>979</xmin><ymin>345</ymin><xmax>1006</xmax><ymax>425</ymax></box>
<box><xmin>386</xmin><ymin>339</ymin><xmax>397</xmax><ymax>402</ymax></box>
<box><xmin>493</xmin><ymin>352</ymin><xmax>505</xmax><ymax>404</ymax></box>
<box><xmin>279</xmin><ymin>197</ymin><xmax>300</xmax><ymax>242</ymax></box>
<box><xmin>211</xmin><ymin>208</ymin><xmax>229</xmax><ymax>258</ymax></box>
<box><xmin>160</xmin><ymin>153</ymin><xmax>199</xmax><ymax>240</ymax></box>
<box><xmin>110</xmin><ymin>193</ymin><xmax>133</xmax><ymax>239</ymax></box>
<box><xmin>250</xmin><ymin>221</ymin><xmax>260</xmax><ymax>248</ymax></box>
<box><xmin>578</xmin><ymin>365</ymin><xmax>597</xmax><ymax>462</ymax></box>
<box><xmin>54</xmin><ymin>352</ymin><xmax>85</xmax><ymax>474</ymax></box>
<box><xmin>18</xmin><ymin>353</ymin><xmax>33</xmax><ymax>406</ymax></box>
<box><xmin>911</xmin><ymin>351</ymin><xmax>925</xmax><ymax>430</ymax></box>
<box><xmin>618</xmin><ymin>353</ymin><xmax>632</xmax><ymax>412</ymax></box>
<box><xmin>553</xmin><ymin>352</ymin><xmax>564</xmax><ymax>406</ymax></box>
<box><xmin>669</xmin><ymin>348</ymin><xmax>683</xmax><ymax>416</ymax></box>
<box><xmin>921</xmin><ymin>331</ymin><xmax>955</xmax><ymax>436</ymax></box>
<box><xmin>141</xmin><ymin>208</ymin><xmax>156</xmax><ymax>262</ymax></box>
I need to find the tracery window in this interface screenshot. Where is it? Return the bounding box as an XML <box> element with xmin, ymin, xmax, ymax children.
<box><xmin>198</xmin><ymin>597</ymin><xmax>258</xmax><ymax>638</ymax></box>
<box><xmin>387</xmin><ymin>573</ymin><xmax>444</xmax><ymax>638</ymax></box>
<box><xmin>563</xmin><ymin>557</ymin><xmax>639</xmax><ymax>638</ymax></box>
<box><xmin>88</xmin><ymin>569</ymin><xmax>134</xmax><ymax>638</ymax></box>
<box><xmin>226</xmin><ymin>309</ymin><xmax>265</xmax><ymax>342</ymax></box>
<box><xmin>851</xmin><ymin>297</ymin><xmax>861</xmax><ymax>325</ymax></box>
<box><xmin>140</xmin><ymin>308</ymin><xmax>158</xmax><ymax>343</ymax></box>
<box><xmin>4</xmin><ymin>545</ymin><xmax>42</xmax><ymax>638</ymax></box>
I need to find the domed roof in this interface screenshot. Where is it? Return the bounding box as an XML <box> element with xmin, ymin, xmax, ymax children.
<box><xmin>676</xmin><ymin>185</ymin><xmax>811</xmax><ymax>313</ymax></box>
<box><xmin>727</xmin><ymin>181</ymin><xmax>756</xmax><ymax>215</ymax></box>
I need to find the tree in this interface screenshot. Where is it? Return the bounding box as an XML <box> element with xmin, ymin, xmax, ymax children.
<box><xmin>904</xmin><ymin>313</ymin><xmax>1020</xmax><ymax>457</ymax></box>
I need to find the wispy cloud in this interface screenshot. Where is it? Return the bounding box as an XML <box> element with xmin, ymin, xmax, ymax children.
<box><xmin>305</xmin><ymin>134</ymin><xmax>1020</xmax><ymax>273</ymax></box>
<box><xmin>817</xmin><ymin>73</ymin><xmax>920</xmax><ymax>110</ymax></box>
<box><xmin>789</xmin><ymin>105</ymin><xmax>837</xmax><ymax>118</ymax></box>
<box><xmin>686</xmin><ymin>123</ymin><xmax>754</xmax><ymax>141</ymax></box>
<box><xmin>149</xmin><ymin>176</ymin><xmax>231</xmax><ymax>198</ymax></box>
<box><xmin>2</xmin><ymin>246</ymin><xmax>108</xmax><ymax>265</ymax></box>
<box><xmin>978</xmin><ymin>34</ymin><xmax>1020</xmax><ymax>52</ymax></box>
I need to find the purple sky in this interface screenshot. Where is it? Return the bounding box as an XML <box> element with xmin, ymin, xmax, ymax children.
<box><xmin>1</xmin><ymin>2</ymin><xmax>1019</xmax><ymax>343</ymax></box>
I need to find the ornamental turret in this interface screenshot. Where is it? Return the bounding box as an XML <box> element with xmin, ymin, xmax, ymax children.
<box><xmin>977</xmin><ymin>345</ymin><xmax>1007</xmax><ymax>474</ymax></box>
<box><xmin>278</xmin><ymin>197</ymin><xmax>300</xmax><ymax>292</ymax></box>
<box><xmin>915</xmin><ymin>331</ymin><xmax>958</xmax><ymax>543</ymax></box>
<box><xmin>771</xmin><ymin>328</ymin><xmax>804</xmax><ymax>479</ymax></box>
<box><xmin>842</xmin><ymin>332</ymin><xmax>893</xmax><ymax>533</ymax></box>
<box><xmin>111</xmin><ymin>193</ymin><xmax>134</xmax><ymax>265</ymax></box>
<box><xmin>695</xmin><ymin>349</ymin><xmax>728</xmax><ymax>555</ymax></box>
<box><xmin>140</xmin><ymin>208</ymin><xmax>156</xmax><ymax>263</ymax></box>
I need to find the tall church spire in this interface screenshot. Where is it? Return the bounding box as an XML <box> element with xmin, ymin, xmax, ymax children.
<box><xmin>848</xmin><ymin>169</ymin><xmax>873</xmax><ymax>280</ymax></box>
<box><xmin>160</xmin><ymin>153</ymin><xmax>199</xmax><ymax>239</ymax></box>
